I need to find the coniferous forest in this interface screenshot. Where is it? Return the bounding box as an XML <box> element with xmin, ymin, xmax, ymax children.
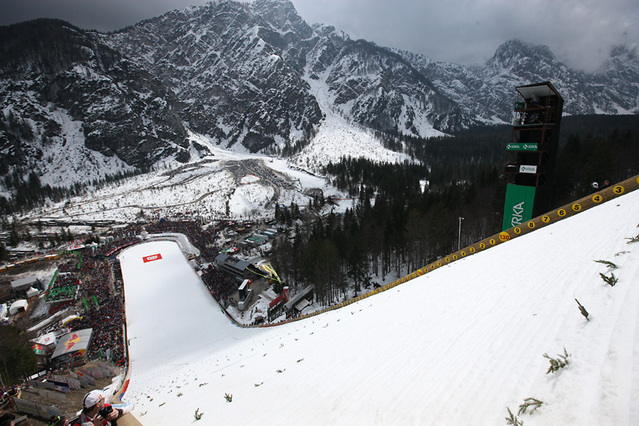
<box><xmin>269</xmin><ymin>115</ymin><xmax>639</xmax><ymax>305</ymax></box>
<box><xmin>0</xmin><ymin>115</ymin><xmax>637</xmax><ymax>305</ymax></box>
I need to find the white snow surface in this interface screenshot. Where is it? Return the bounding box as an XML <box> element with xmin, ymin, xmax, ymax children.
<box><xmin>292</xmin><ymin>117</ymin><xmax>412</xmax><ymax>172</ymax></box>
<box><xmin>117</xmin><ymin>188</ymin><xmax>639</xmax><ymax>425</ymax></box>
<box><xmin>28</xmin><ymin>137</ymin><xmax>345</xmax><ymax>223</ymax></box>
<box><xmin>291</xmin><ymin>66</ymin><xmax>416</xmax><ymax>173</ymax></box>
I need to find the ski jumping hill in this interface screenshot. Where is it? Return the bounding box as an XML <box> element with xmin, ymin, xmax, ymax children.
<box><xmin>118</xmin><ymin>177</ymin><xmax>639</xmax><ymax>425</ymax></box>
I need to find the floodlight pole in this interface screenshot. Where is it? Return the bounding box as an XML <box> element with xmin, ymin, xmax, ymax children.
<box><xmin>458</xmin><ymin>217</ymin><xmax>464</xmax><ymax>251</ymax></box>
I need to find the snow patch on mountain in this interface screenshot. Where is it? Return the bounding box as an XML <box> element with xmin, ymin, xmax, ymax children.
<box><xmin>28</xmin><ymin>135</ymin><xmax>348</xmax><ymax>223</ymax></box>
<box><xmin>291</xmin><ymin>67</ymin><xmax>414</xmax><ymax>173</ymax></box>
<box><xmin>292</xmin><ymin>118</ymin><xmax>412</xmax><ymax>172</ymax></box>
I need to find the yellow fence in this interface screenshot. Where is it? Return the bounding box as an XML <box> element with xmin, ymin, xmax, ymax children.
<box><xmin>257</xmin><ymin>174</ymin><xmax>639</xmax><ymax>328</ymax></box>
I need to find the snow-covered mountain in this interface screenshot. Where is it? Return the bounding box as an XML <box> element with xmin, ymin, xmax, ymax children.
<box><xmin>1</xmin><ymin>0</ymin><xmax>638</xmax><ymax>189</ymax></box>
<box><xmin>396</xmin><ymin>39</ymin><xmax>639</xmax><ymax>123</ymax></box>
<box><xmin>0</xmin><ymin>19</ymin><xmax>190</xmax><ymax>188</ymax></box>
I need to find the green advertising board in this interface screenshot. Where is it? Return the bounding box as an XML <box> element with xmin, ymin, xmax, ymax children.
<box><xmin>502</xmin><ymin>184</ymin><xmax>537</xmax><ymax>230</ymax></box>
<box><xmin>506</xmin><ymin>143</ymin><xmax>538</xmax><ymax>151</ymax></box>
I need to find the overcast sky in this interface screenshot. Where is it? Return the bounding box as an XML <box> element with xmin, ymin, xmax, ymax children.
<box><xmin>1</xmin><ymin>0</ymin><xmax>637</xmax><ymax>73</ymax></box>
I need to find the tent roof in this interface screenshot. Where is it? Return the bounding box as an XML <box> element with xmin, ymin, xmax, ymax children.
<box><xmin>11</xmin><ymin>276</ymin><xmax>39</xmax><ymax>289</ymax></box>
<box><xmin>51</xmin><ymin>328</ymin><xmax>93</xmax><ymax>358</ymax></box>
<box><xmin>8</xmin><ymin>299</ymin><xmax>28</xmax><ymax>315</ymax></box>
<box><xmin>32</xmin><ymin>331</ymin><xmax>57</xmax><ymax>346</ymax></box>
<box><xmin>9</xmin><ymin>299</ymin><xmax>28</xmax><ymax>309</ymax></box>
<box><xmin>516</xmin><ymin>81</ymin><xmax>563</xmax><ymax>101</ymax></box>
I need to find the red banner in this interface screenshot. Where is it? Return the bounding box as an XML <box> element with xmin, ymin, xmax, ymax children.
<box><xmin>143</xmin><ymin>253</ymin><xmax>163</xmax><ymax>263</ymax></box>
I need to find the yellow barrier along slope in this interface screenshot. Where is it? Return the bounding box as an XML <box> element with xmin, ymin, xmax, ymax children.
<box><xmin>263</xmin><ymin>174</ymin><xmax>639</xmax><ymax>327</ymax></box>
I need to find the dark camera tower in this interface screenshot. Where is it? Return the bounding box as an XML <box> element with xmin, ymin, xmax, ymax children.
<box><xmin>502</xmin><ymin>81</ymin><xmax>563</xmax><ymax>230</ymax></box>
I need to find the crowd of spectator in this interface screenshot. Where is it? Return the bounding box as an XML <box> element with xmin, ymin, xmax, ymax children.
<box><xmin>201</xmin><ymin>265</ymin><xmax>237</xmax><ymax>307</ymax></box>
<box><xmin>57</xmin><ymin>259</ymin><xmax>78</xmax><ymax>273</ymax></box>
<box><xmin>66</xmin><ymin>255</ymin><xmax>126</xmax><ymax>365</ymax></box>
<box><xmin>45</xmin><ymin>273</ymin><xmax>80</xmax><ymax>304</ymax></box>
<box><xmin>44</xmin><ymin>220</ymin><xmax>240</xmax><ymax>369</ymax></box>
<box><xmin>95</xmin><ymin>231</ymin><xmax>143</xmax><ymax>258</ymax></box>
<box><xmin>146</xmin><ymin>220</ymin><xmax>218</xmax><ymax>261</ymax></box>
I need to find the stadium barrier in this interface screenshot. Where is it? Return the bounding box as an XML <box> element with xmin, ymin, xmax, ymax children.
<box><xmin>255</xmin><ymin>174</ymin><xmax>639</xmax><ymax>328</ymax></box>
<box><xmin>10</xmin><ymin>397</ymin><xmax>62</xmax><ymax>420</ymax></box>
<box><xmin>0</xmin><ymin>252</ymin><xmax>59</xmax><ymax>273</ymax></box>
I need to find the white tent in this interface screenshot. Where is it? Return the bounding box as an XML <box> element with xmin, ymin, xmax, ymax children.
<box><xmin>0</xmin><ymin>303</ymin><xmax>7</xmax><ymax>319</ymax></box>
<box><xmin>9</xmin><ymin>299</ymin><xmax>28</xmax><ymax>316</ymax></box>
<box><xmin>32</xmin><ymin>331</ymin><xmax>57</xmax><ymax>347</ymax></box>
<box><xmin>27</xmin><ymin>287</ymin><xmax>39</xmax><ymax>298</ymax></box>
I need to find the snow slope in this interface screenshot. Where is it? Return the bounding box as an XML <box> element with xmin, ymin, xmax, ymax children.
<box><xmin>118</xmin><ymin>188</ymin><xmax>639</xmax><ymax>425</ymax></box>
<box><xmin>291</xmin><ymin>67</ymin><xmax>416</xmax><ymax>173</ymax></box>
<box><xmin>28</xmin><ymin>141</ymin><xmax>347</xmax><ymax>223</ymax></box>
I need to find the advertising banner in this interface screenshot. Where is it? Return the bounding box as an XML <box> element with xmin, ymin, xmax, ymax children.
<box><xmin>51</xmin><ymin>328</ymin><xmax>93</xmax><ymax>358</ymax></box>
<box><xmin>506</xmin><ymin>143</ymin><xmax>538</xmax><ymax>151</ymax></box>
<box><xmin>143</xmin><ymin>253</ymin><xmax>163</xmax><ymax>263</ymax></box>
<box><xmin>502</xmin><ymin>184</ymin><xmax>536</xmax><ymax>230</ymax></box>
<box><xmin>519</xmin><ymin>165</ymin><xmax>537</xmax><ymax>174</ymax></box>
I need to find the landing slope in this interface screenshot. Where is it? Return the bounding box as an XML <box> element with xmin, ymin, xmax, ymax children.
<box><xmin>119</xmin><ymin>189</ymin><xmax>639</xmax><ymax>425</ymax></box>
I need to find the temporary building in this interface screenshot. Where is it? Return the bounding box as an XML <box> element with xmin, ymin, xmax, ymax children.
<box><xmin>51</xmin><ymin>328</ymin><xmax>93</xmax><ymax>359</ymax></box>
<box><xmin>9</xmin><ymin>299</ymin><xmax>28</xmax><ymax>315</ymax></box>
<box><xmin>11</xmin><ymin>276</ymin><xmax>42</xmax><ymax>293</ymax></box>
<box><xmin>32</xmin><ymin>331</ymin><xmax>58</xmax><ymax>348</ymax></box>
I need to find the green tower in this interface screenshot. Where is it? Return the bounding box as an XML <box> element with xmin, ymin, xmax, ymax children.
<box><xmin>503</xmin><ymin>81</ymin><xmax>563</xmax><ymax>230</ymax></box>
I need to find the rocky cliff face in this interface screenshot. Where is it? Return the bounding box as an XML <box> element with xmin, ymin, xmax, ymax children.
<box><xmin>104</xmin><ymin>0</ymin><xmax>471</xmax><ymax>152</ymax></box>
<box><xmin>397</xmin><ymin>39</ymin><xmax>639</xmax><ymax>123</ymax></box>
<box><xmin>0</xmin><ymin>19</ymin><xmax>189</xmax><ymax>186</ymax></box>
<box><xmin>105</xmin><ymin>0</ymin><xmax>323</xmax><ymax>153</ymax></box>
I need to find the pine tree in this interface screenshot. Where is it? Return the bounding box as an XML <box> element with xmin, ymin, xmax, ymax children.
<box><xmin>0</xmin><ymin>325</ymin><xmax>39</xmax><ymax>385</ymax></box>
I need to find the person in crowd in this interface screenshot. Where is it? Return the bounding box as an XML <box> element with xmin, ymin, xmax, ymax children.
<box><xmin>78</xmin><ymin>390</ymin><xmax>130</xmax><ymax>426</ymax></box>
<box><xmin>49</xmin><ymin>415</ymin><xmax>69</xmax><ymax>426</ymax></box>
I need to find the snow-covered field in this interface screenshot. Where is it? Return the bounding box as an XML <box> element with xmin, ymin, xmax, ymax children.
<box><xmin>15</xmin><ymin>66</ymin><xmax>439</xmax><ymax>227</ymax></box>
<box><xmin>27</xmin><ymin>147</ymin><xmax>334</xmax><ymax>224</ymax></box>
<box><xmin>25</xmin><ymin>118</ymin><xmax>408</xmax><ymax>224</ymax></box>
<box><xmin>117</xmin><ymin>184</ymin><xmax>639</xmax><ymax>425</ymax></box>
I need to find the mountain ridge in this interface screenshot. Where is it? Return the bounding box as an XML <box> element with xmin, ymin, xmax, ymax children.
<box><xmin>1</xmin><ymin>0</ymin><xmax>637</xmax><ymax>191</ymax></box>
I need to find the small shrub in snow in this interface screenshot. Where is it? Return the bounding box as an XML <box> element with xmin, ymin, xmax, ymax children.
<box><xmin>543</xmin><ymin>348</ymin><xmax>570</xmax><ymax>374</ymax></box>
<box><xmin>518</xmin><ymin>397</ymin><xmax>543</xmax><ymax>415</ymax></box>
<box><xmin>599</xmin><ymin>272</ymin><xmax>618</xmax><ymax>287</ymax></box>
<box><xmin>505</xmin><ymin>407</ymin><xmax>524</xmax><ymax>425</ymax></box>
<box><xmin>626</xmin><ymin>234</ymin><xmax>639</xmax><ymax>244</ymax></box>
<box><xmin>194</xmin><ymin>408</ymin><xmax>203</xmax><ymax>420</ymax></box>
<box><xmin>224</xmin><ymin>393</ymin><xmax>233</xmax><ymax>402</ymax></box>
<box><xmin>594</xmin><ymin>259</ymin><xmax>617</xmax><ymax>269</ymax></box>
<box><xmin>575</xmin><ymin>299</ymin><xmax>589</xmax><ymax>321</ymax></box>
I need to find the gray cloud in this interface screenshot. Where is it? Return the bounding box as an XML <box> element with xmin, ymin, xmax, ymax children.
<box><xmin>0</xmin><ymin>0</ymin><xmax>637</xmax><ymax>72</ymax></box>
<box><xmin>0</xmin><ymin>0</ymin><xmax>210</xmax><ymax>31</ymax></box>
<box><xmin>293</xmin><ymin>0</ymin><xmax>639</xmax><ymax>72</ymax></box>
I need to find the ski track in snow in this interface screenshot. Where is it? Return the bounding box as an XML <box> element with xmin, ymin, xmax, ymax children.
<box><xmin>114</xmin><ymin>189</ymin><xmax>639</xmax><ymax>425</ymax></box>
